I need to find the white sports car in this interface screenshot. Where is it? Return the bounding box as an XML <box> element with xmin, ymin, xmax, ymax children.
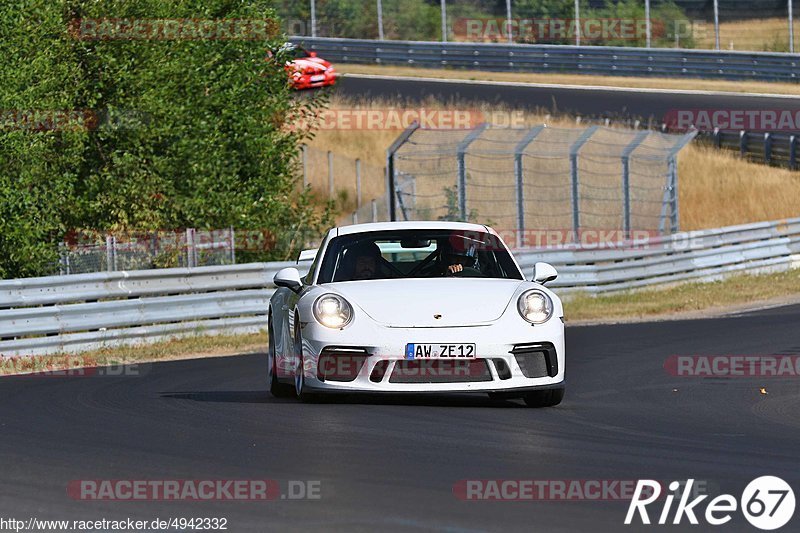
<box><xmin>268</xmin><ymin>221</ymin><xmax>565</xmax><ymax>407</ymax></box>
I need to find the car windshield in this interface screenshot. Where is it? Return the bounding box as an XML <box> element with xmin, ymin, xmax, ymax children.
<box><xmin>316</xmin><ymin>229</ymin><xmax>523</xmax><ymax>284</ymax></box>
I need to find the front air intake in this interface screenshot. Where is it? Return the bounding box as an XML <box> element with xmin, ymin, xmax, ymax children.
<box><xmin>510</xmin><ymin>343</ymin><xmax>558</xmax><ymax>378</ymax></box>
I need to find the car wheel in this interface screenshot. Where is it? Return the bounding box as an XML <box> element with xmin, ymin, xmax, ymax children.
<box><xmin>523</xmin><ymin>388</ymin><xmax>564</xmax><ymax>408</ymax></box>
<box><xmin>268</xmin><ymin>314</ymin><xmax>294</xmax><ymax>398</ymax></box>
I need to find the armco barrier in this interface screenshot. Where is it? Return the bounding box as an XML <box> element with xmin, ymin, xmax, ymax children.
<box><xmin>1</xmin><ymin>218</ymin><xmax>798</xmax><ymax>356</ymax></box>
<box><xmin>291</xmin><ymin>37</ymin><xmax>800</xmax><ymax>83</ymax></box>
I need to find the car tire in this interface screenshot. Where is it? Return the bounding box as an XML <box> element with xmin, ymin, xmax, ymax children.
<box><xmin>268</xmin><ymin>314</ymin><xmax>294</xmax><ymax>398</ymax></box>
<box><xmin>293</xmin><ymin>316</ymin><xmax>322</xmax><ymax>403</ymax></box>
<box><xmin>523</xmin><ymin>388</ymin><xmax>564</xmax><ymax>408</ymax></box>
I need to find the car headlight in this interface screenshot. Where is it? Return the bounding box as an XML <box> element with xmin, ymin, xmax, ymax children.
<box><xmin>517</xmin><ymin>290</ymin><xmax>553</xmax><ymax>324</ymax></box>
<box><xmin>313</xmin><ymin>294</ymin><xmax>353</xmax><ymax>329</ymax></box>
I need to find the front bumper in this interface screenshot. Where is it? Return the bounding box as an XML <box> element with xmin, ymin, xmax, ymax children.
<box><xmin>296</xmin><ymin>315</ymin><xmax>565</xmax><ymax>395</ymax></box>
<box><xmin>292</xmin><ymin>71</ymin><xmax>338</xmax><ymax>90</ymax></box>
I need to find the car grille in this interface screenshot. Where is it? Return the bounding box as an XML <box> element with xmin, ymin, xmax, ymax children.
<box><xmin>510</xmin><ymin>343</ymin><xmax>558</xmax><ymax>378</ymax></box>
<box><xmin>389</xmin><ymin>359</ymin><xmax>492</xmax><ymax>383</ymax></box>
<box><xmin>317</xmin><ymin>347</ymin><xmax>368</xmax><ymax>382</ymax></box>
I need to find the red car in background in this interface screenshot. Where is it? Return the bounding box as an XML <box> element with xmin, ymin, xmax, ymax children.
<box><xmin>270</xmin><ymin>43</ymin><xmax>338</xmax><ymax>90</ymax></box>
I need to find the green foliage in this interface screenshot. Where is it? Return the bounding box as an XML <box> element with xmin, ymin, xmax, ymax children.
<box><xmin>0</xmin><ymin>0</ymin><xmax>330</xmax><ymax>278</ymax></box>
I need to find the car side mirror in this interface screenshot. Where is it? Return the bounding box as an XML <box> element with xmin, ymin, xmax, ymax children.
<box><xmin>532</xmin><ymin>262</ymin><xmax>558</xmax><ymax>285</ymax></box>
<box><xmin>274</xmin><ymin>267</ymin><xmax>303</xmax><ymax>293</ymax></box>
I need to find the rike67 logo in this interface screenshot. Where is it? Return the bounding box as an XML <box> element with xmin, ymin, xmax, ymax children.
<box><xmin>625</xmin><ymin>477</ymin><xmax>795</xmax><ymax>530</ymax></box>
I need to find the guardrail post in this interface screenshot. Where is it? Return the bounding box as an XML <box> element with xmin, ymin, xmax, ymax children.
<box><xmin>791</xmin><ymin>135</ymin><xmax>797</xmax><ymax>170</ymax></box>
<box><xmin>513</xmin><ymin>125</ymin><xmax>545</xmax><ymax>248</ymax></box>
<box><xmin>385</xmin><ymin>121</ymin><xmax>419</xmax><ymax>221</ymax></box>
<box><xmin>621</xmin><ymin>131</ymin><xmax>650</xmax><ymax>239</ymax></box>
<box><xmin>456</xmin><ymin>123</ymin><xmax>489</xmax><ymax>222</ymax></box>
<box><xmin>569</xmin><ymin>126</ymin><xmax>598</xmax><ymax>242</ymax></box>
<box><xmin>740</xmin><ymin>130</ymin><xmax>748</xmax><ymax>158</ymax></box>
<box><xmin>764</xmin><ymin>132</ymin><xmax>773</xmax><ymax>165</ymax></box>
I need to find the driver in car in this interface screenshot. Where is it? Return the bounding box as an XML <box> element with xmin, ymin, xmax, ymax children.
<box><xmin>441</xmin><ymin>243</ymin><xmax>482</xmax><ymax>276</ymax></box>
<box><xmin>347</xmin><ymin>242</ymin><xmax>382</xmax><ymax>281</ymax></box>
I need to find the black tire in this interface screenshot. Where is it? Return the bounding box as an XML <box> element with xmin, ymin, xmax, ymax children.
<box><xmin>293</xmin><ymin>316</ymin><xmax>322</xmax><ymax>403</ymax></box>
<box><xmin>523</xmin><ymin>388</ymin><xmax>564</xmax><ymax>408</ymax></box>
<box><xmin>268</xmin><ymin>314</ymin><xmax>294</xmax><ymax>398</ymax></box>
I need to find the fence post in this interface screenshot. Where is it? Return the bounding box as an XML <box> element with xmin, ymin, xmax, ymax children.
<box><xmin>713</xmin><ymin>127</ymin><xmax>721</xmax><ymax>148</ymax></box>
<box><xmin>105</xmin><ymin>235</ymin><xmax>115</xmax><ymax>272</ymax></box>
<box><xmin>310</xmin><ymin>0</ymin><xmax>317</xmax><ymax>38</ymax></box>
<box><xmin>186</xmin><ymin>228</ymin><xmax>196</xmax><ymax>268</ymax></box>
<box><xmin>568</xmin><ymin>126</ymin><xmax>599</xmax><ymax>242</ymax></box>
<box><xmin>661</xmin><ymin>129</ymin><xmax>698</xmax><ymax>234</ymax></box>
<box><xmin>513</xmin><ymin>125</ymin><xmax>545</xmax><ymax>248</ymax></box>
<box><xmin>355</xmin><ymin>158</ymin><xmax>362</xmax><ymax>209</ymax></box>
<box><xmin>791</xmin><ymin>135</ymin><xmax>797</xmax><ymax>170</ymax></box>
<box><xmin>456</xmin><ymin>123</ymin><xmax>489</xmax><ymax>221</ymax></box>
<box><xmin>377</xmin><ymin>0</ymin><xmax>384</xmax><ymax>40</ymax></box>
<box><xmin>386</xmin><ymin>122</ymin><xmax>419</xmax><ymax>221</ymax></box>
<box><xmin>229</xmin><ymin>226</ymin><xmax>236</xmax><ymax>264</ymax></box>
<box><xmin>371</xmin><ymin>199</ymin><xmax>378</xmax><ymax>222</ymax></box>
<box><xmin>327</xmin><ymin>150</ymin><xmax>334</xmax><ymax>199</ymax></box>
<box><xmin>621</xmin><ymin>131</ymin><xmax>650</xmax><ymax>240</ymax></box>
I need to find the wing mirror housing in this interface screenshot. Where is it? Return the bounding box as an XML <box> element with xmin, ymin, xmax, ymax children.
<box><xmin>274</xmin><ymin>267</ymin><xmax>303</xmax><ymax>293</ymax></box>
<box><xmin>532</xmin><ymin>262</ymin><xmax>558</xmax><ymax>285</ymax></box>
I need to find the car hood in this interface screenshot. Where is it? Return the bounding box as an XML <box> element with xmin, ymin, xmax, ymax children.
<box><xmin>289</xmin><ymin>57</ymin><xmax>331</xmax><ymax>72</ymax></box>
<box><xmin>328</xmin><ymin>278</ymin><xmax>525</xmax><ymax>327</ymax></box>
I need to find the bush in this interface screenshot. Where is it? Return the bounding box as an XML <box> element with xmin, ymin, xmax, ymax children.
<box><xmin>0</xmin><ymin>0</ymin><xmax>330</xmax><ymax>278</ymax></box>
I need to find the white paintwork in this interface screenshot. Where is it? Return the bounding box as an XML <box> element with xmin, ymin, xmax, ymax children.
<box><xmin>269</xmin><ymin>221</ymin><xmax>565</xmax><ymax>398</ymax></box>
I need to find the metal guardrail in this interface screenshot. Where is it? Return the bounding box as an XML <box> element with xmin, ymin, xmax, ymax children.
<box><xmin>0</xmin><ymin>263</ymin><xmax>293</xmax><ymax>357</ymax></box>
<box><xmin>292</xmin><ymin>37</ymin><xmax>800</xmax><ymax>83</ymax></box>
<box><xmin>1</xmin><ymin>218</ymin><xmax>798</xmax><ymax>356</ymax></box>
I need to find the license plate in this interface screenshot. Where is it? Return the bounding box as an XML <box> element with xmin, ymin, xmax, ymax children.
<box><xmin>405</xmin><ymin>343</ymin><xmax>476</xmax><ymax>359</ymax></box>
<box><xmin>310</xmin><ymin>74</ymin><xmax>325</xmax><ymax>82</ymax></box>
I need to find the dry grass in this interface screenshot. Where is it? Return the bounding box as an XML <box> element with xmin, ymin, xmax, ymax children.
<box><xmin>678</xmin><ymin>144</ymin><xmax>800</xmax><ymax>229</ymax></box>
<box><xmin>566</xmin><ymin>269</ymin><xmax>800</xmax><ymax>322</ymax></box>
<box><xmin>696</xmin><ymin>17</ymin><xmax>796</xmax><ymax>53</ymax></box>
<box><xmin>308</xmin><ymin>96</ymin><xmax>800</xmax><ymax>230</ymax></box>
<box><xmin>336</xmin><ymin>64</ymin><xmax>800</xmax><ymax>97</ymax></box>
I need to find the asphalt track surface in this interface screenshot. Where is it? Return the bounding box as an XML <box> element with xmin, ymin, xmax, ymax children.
<box><xmin>336</xmin><ymin>74</ymin><xmax>800</xmax><ymax>123</ymax></box>
<box><xmin>1</xmin><ymin>304</ymin><xmax>799</xmax><ymax>532</ymax></box>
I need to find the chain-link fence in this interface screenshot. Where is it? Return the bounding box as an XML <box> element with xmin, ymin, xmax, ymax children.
<box><xmin>300</xmin><ymin>145</ymin><xmax>387</xmax><ymax>224</ymax></box>
<box><xmin>58</xmin><ymin>229</ymin><xmax>236</xmax><ymax>275</ymax></box>
<box><xmin>386</xmin><ymin>123</ymin><xmax>696</xmax><ymax>246</ymax></box>
<box><xmin>276</xmin><ymin>0</ymin><xmax>798</xmax><ymax>52</ymax></box>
